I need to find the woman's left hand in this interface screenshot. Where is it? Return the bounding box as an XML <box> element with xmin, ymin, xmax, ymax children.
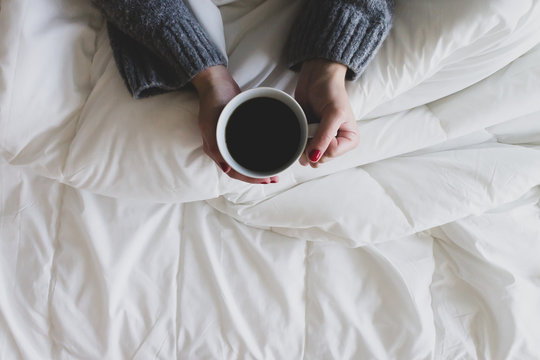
<box><xmin>192</xmin><ymin>65</ymin><xmax>280</xmax><ymax>184</ymax></box>
<box><xmin>294</xmin><ymin>59</ymin><xmax>360</xmax><ymax>167</ymax></box>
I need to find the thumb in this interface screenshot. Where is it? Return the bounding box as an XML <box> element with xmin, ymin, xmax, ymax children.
<box><xmin>305</xmin><ymin>106</ymin><xmax>342</xmax><ymax>163</ymax></box>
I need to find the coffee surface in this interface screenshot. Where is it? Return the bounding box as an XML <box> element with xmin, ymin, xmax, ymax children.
<box><xmin>226</xmin><ymin>97</ymin><xmax>301</xmax><ymax>173</ymax></box>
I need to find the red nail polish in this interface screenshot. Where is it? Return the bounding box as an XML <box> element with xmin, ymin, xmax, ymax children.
<box><xmin>309</xmin><ymin>150</ymin><xmax>322</xmax><ymax>162</ymax></box>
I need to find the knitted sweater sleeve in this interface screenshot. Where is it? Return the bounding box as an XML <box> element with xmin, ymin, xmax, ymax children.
<box><xmin>92</xmin><ymin>0</ymin><xmax>227</xmax><ymax>98</ymax></box>
<box><xmin>285</xmin><ymin>0</ymin><xmax>394</xmax><ymax>80</ymax></box>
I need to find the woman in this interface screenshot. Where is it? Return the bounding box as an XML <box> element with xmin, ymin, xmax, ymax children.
<box><xmin>92</xmin><ymin>0</ymin><xmax>394</xmax><ymax>184</ymax></box>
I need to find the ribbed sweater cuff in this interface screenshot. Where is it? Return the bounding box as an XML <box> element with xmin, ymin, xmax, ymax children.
<box><xmin>286</xmin><ymin>1</ymin><xmax>392</xmax><ymax>80</ymax></box>
<box><xmin>154</xmin><ymin>16</ymin><xmax>228</xmax><ymax>85</ymax></box>
<box><xmin>107</xmin><ymin>14</ymin><xmax>226</xmax><ymax>98</ymax></box>
<box><xmin>108</xmin><ymin>24</ymin><xmax>179</xmax><ymax>98</ymax></box>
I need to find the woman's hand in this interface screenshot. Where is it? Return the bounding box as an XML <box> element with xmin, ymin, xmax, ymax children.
<box><xmin>294</xmin><ymin>59</ymin><xmax>360</xmax><ymax>167</ymax></box>
<box><xmin>192</xmin><ymin>65</ymin><xmax>279</xmax><ymax>184</ymax></box>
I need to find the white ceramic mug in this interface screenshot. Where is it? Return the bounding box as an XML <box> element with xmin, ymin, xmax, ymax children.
<box><xmin>216</xmin><ymin>87</ymin><xmax>318</xmax><ymax>178</ymax></box>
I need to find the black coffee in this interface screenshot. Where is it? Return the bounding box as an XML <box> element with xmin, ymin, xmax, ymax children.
<box><xmin>226</xmin><ymin>97</ymin><xmax>301</xmax><ymax>173</ymax></box>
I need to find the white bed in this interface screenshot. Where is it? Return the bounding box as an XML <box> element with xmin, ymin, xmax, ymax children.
<box><xmin>1</xmin><ymin>0</ymin><xmax>540</xmax><ymax>358</ymax></box>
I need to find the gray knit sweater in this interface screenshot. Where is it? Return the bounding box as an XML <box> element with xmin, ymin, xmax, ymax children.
<box><xmin>92</xmin><ymin>0</ymin><xmax>394</xmax><ymax>98</ymax></box>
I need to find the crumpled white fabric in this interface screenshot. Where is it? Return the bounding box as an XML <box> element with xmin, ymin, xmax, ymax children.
<box><xmin>2</xmin><ymin>0</ymin><xmax>540</xmax><ymax>204</ymax></box>
<box><xmin>1</xmin><ymin>0</ymin><xmax>540</xmax><ymax>358</ymax></box>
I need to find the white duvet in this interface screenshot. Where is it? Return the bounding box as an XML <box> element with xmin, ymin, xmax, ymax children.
<box><xmin>1</xmin><ymin>0</ymin><xmax>540</xmax><ymax>358</ymax></box>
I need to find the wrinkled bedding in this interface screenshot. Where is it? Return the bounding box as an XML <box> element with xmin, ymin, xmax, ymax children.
<box><xmin>1</xmin><ymin>0</ymin><xmax>540</xmax><ymax>358</ymax></box>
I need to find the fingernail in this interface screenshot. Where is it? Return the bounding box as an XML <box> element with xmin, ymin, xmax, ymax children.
<box><xmin>219</xmin><ymin>162</ymin><xmax>230</xmax><ymax>173</ymax></box>
<box><xmin>271</xmin><ymin>180</ymin><xmax>277</xmax><ymax>183</ymax></box>
<box><xmin>309</xmin><ymin>149</ymin><xmax>322</xmax><ymax>162</ymax></box>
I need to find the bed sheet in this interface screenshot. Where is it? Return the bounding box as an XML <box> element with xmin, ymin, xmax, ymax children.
<box><xmin>1</xmin><ymin>160</ymin><xmax>540</xmax><ymax>359</ymax></box>
<box><xmin>1</xmin><ymin>0</ymin><xmax>540</xmax><ymax>358</ymax></box>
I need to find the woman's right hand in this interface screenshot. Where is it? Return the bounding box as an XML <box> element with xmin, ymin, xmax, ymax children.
<box><xmin>192</xmin><ymin>65</ymin><xmax>279</xmax><ymax>184</ymax></box>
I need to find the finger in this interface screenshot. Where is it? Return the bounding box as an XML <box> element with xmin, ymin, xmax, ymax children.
<box><xmin>202</xmin><ymin>135</ymin><xmax>278</xmax><ymax>184</ymax></box>
<box><xmin>299</xmin><ymin>152</ymin><xmax>309</xmax><ymax>166</ymax></box>
<box><xmin>199</xmin><ymin>110</ymin><xmax>280</xmax><ymax>184</ymax></box>
<box><xmin>322</xmin><ymin>120</ymin><xmax>360</xmax><ymax>159</ymax></box>
<box><xmin>316</xmin><ymin>154</ymin><xmax>331</xmax><ymax>164</ymax></box>
<box><xmin>226</xmin><ymin>169</ymin><xmax>279</xmax><ymax>184</ymax></box>
<box><xmin>305</xmin><ymin>105</ymin><xmax>343</xmax><ymax>164</ymax></box>
<box><xmin>198</xmin><ymin>115</ymin><xmax>236</xmax><ymax>175</ymax></box>
<box><xmin>203</xmin><ymin>146</ymin><xmax>274</xmax><ymax>184</ymax></box>
<box><xmin>201</xmin><ymin>133</ymin><xmax>231</xmax><ymax>174</ymax></box>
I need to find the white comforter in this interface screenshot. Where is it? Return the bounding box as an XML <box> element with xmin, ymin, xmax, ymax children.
<box><xmin>1</xmin><ymin>0</ymin><xmax>540</xmax><ymax>358</ymax></box>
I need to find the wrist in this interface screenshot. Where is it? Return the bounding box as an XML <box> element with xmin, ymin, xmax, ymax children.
<box><xmin>299</xmin><ymin>58</ymin><xmax>347</xmax><ymax>83</ymax></box>
<box><xmin>192</xmin><ymin>65</ymin><xmax>237</xmax><ymax>96</ymax></box>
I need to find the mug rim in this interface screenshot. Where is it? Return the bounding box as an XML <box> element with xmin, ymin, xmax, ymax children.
<box><xmin>216</xmin><ymin>87</ymin><xmax>308</xmax><ymax>178</ymax></box>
